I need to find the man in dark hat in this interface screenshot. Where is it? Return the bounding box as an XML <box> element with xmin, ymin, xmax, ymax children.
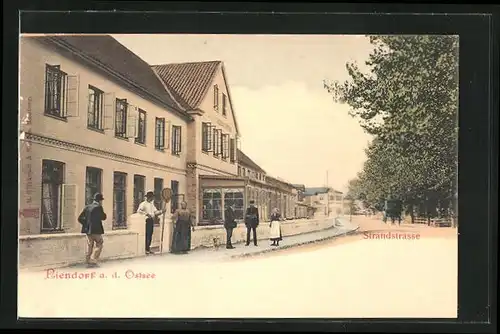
<box><xmin>137</xmin><ymin>191</ymin><xmax>166</xmax><ymax>254</ymax></box>
<box><xmin>244</xmin><ymin>200</ymin><xmax>260</xmax><ymax>246</ymax></box>
<box><xmin>78</xmin><ymin>193</ymin><xmax>107</xmax><ymax>267</ymax></box>
<box><xmin>224</xmin><ymin>203</ymin><xmax>237</xmax><ymax>249</ymax></box>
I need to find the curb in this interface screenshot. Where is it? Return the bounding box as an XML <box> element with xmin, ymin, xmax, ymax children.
<box><xmin>230</xmin><ymin>225</ymin><xmax>360</xmax><ymax>259</ymax></box>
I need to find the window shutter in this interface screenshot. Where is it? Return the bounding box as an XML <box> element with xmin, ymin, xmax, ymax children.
<box><xmin>178</xmin><ymin>126</ymin><xmax>182</xmax><ymax>153</ymax></box>
<box><xmin>230</xmin><ymin>138</ymin><xmax>235</xmax><ymax>162</ymax></box>
<box><xmin>126</xmin><ymin>105</ymin><xmax>138</xmax><ymax>138</ymax></box>
<box><xmin>61</xmin><ymin>184</ymin><xmax>77</xmax><ymax>229</ymax></box>
<box><xmin>214</xmin><ymin>85</ymin><xmax>219</xmax><ymax>109</ymax></box>
<box><xmin>208</xmin><ymin>125</ymin><xmax>215</xmax><ymax>152</ymax></box>
<box><xmin>103</xmin><ymin>92</ymin><xmax>116</xmax><ymax>130</ymax></box>
<box><xmin>165</xmin><ymin>120</ymin><xmax>171</xmax><ymax>149</ymax></box>
<box><xmin>66</xmin><ymin>75</ymin><xmax>80</xmax><ymax>117</ymax></box>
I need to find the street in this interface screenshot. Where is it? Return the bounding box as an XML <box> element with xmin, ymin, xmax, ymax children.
<box><xmin>18</xmin><ymin>218</ymin><xmax>457</xmax><ymax>318</ymax></box>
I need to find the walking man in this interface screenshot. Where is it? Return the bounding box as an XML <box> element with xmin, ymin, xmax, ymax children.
<box><xmin>78</xmin><ymin>193</ymin><xmax>107</xmax><ymax>268</ymax></box>
<box><xmin>137</xmin><ymin>191</ymin><xmax>166</xmax><ymax>254</ymax></box>
<box><xmin>245</xmin><ymin>200</ymin><xmax>259</xmax><ymax>246</ymax></box>
<box><xmin>224</xmin><ymin>203</ymin><xmax>237</xmax><ymax>249</ymax></box>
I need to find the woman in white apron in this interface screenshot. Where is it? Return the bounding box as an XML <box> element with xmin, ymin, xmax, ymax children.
<box><xmin>269</xmin><ymin>208</ymin><xmax>283</xmax><ymax>246</ymax></box>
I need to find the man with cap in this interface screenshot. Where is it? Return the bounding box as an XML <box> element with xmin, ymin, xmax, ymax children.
<box><xmin>244</xmin><ymin>200</ymin><xmax>260</xmax><ymax>246</ymax></box>
<box><xmin>78</xmin><ymin>193</ymin><xmax>107</xmax><ymax>267</ymax></box>
<box><xmin>137</xmin><ymin>191</ymin><xmax>166</xmax><ymax>254</ymax></box>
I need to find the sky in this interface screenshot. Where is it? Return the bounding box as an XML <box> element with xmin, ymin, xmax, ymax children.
<box><xmin>113</xmin><ymin>34</ymin><xmax>374</xmax><ymax>192</ymax></box>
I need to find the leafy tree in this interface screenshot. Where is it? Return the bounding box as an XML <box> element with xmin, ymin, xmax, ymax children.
<box><xmin>326</xmin><ymin>35</ymin><xmax>458</xmax><ymax>219</ymax></box>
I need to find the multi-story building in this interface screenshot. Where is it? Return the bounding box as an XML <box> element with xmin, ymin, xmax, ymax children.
<box><xmin>19</xmin><ymin>35</ymin><xmax>191</xmax><ymax>241</ymax></box>
<box><xmin>18</xmin><ymin>34</ymin><xmax>310</xmax><ymax>266</ymax></box>
<box><xmin>304</xmin><ymin>187</ymin><xmax>344</xmax><ymax>217</ymax></box>
<box><xmin>152</xmin><ymin>60</ymin><xmax>240</xmax><ymax>225</ymax></box>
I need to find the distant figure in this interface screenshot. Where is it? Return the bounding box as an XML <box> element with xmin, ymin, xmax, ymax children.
<box><xmin>224</xmin><ymin>203</ymin><xmax>237</xmax><ymax>249</ymax></box>
<box><xmin>269</xmin><ymin>208</ymin><xmax>283</xmax><ymax>246</ymax></box>
<box><xmin>245</xmin><ymin>200</ymin><xmax>259</xmax><ymax>246</ymax></box>
<box><xmin>78</xmin><ymin>193</ymin><xmax>107</xmax><ymax>267</ymax></box>
<box><xmin>171</xmin><ymin>201</ymin><xmax>194</xmax><ymax>254</ymax></box>
<box><xmin>137</xmin><ymin>191</ymin><xmax>166</xmax><ymax>255</ymax></box>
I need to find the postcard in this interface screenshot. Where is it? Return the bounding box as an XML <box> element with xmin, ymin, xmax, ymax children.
<box><xmin>18</xmin><ymin>33</ymin><xmax>458</xmax><ymax>318</ymax></box>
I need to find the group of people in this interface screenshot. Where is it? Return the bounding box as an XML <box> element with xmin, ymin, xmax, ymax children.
<box><xmin>224</xmin><ymin>200</ymin><xmax>284</xmax><ymax>248</ymax></box>
<box><xmin>77</xmin><ymin>193</ymin><xmax>284</xmax><ymax>268</ymax></box>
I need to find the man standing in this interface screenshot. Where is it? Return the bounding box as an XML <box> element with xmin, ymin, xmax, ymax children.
<box><xmin>78</xmin><ymin>193</ymin><xmax>107</xmax><ymax>268</ymax></box>
<box><xmin>224</xmin><ymin>203</ymin><xmax>237</xmax><ymax>249</ymax></box>
<box><xmin>245</xmin><ymin>200</ymin><xmax>259</xmax><ymax>246</ymax></box>
<box><xmin>137</xmin><ymin>191</ymin><xmax>166</xmax><ymax>255</ymax></box>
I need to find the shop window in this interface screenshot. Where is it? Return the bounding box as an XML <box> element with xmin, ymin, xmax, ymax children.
<box><xmin>202</xmin><ymin>189</ymin><xmax>222</xmax><ymax>221</ymax></box>
<box><xmin>223</xmin><ymin>188</ymin><xmax>244</xmax><ymax>220</ymax></box>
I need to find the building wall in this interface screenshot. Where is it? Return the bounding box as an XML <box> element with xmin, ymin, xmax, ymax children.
<box><xmin>19</xmin><ymin>141</ymin><xmax>186</xmax><ymax>236</ymax></box>
<box><xmin>19</xmin><ymin>37</ymin><xmax>188</xmax><ymax>169</ymax></box>
<box><xmin>19</xmin><ymin>37</ymin><xmax>188</xmax><ymax>237</ymax></box>
<box><xmin>184</xmin><ymin>65</ymin><xmax>239</xmax><ymax>224</ymax></box>
<box><xmin>192</xmin><ymin>65</ymin><xmax>238</xmax><ymax>176</ymax></box>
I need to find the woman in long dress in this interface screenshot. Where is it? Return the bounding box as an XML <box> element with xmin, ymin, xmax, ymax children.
<box><xmin>269</xmin><ymin>208</ymin><xmax>283</xmax><ymax>246</ymax></box>
<box><xmin>171</xmin><ymin>201</ymin><xmax>194</xmax><ymax>254</ymax></box>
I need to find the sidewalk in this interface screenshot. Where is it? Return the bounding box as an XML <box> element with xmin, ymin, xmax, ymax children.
<box><xmin>227</xmin><ymin>217</ymin><xmax>359</xmax><ymax>259</ymax></box>
<box><xmin>21</xmin><ymin>217</ymin><xmax>359</xmax><ymax>272</ymax></box>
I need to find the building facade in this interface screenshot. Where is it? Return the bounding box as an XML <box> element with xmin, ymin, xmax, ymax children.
<box><xmin>19</xmin><ymin>34</ymin><xmax>317</xmax><ymax>267</ymax></box>
<box><xmin>153</xmin><ymin>61</ymin><xmax>241</xmax><ymax>225</ymax></box>
<box><xmin>304</xmin><ymin>187</ymin><xmax>344</xmax><ymax>217</ymax></box>
<box><xmin>19</xmin><ymin>35</ymin><xmax>191</xmax><ymax>238</ymax></box>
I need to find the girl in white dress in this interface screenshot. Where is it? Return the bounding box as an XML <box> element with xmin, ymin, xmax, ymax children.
<box><xmin>269</xmin><ymin>208</ymin><xmax>283</xmax><ymax>246</ymax></box>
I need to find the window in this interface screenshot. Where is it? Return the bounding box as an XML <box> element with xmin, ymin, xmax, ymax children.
<box><xmin>213</xmin><ymin>129</ymin><xmax>221</xmax><ymax>157</ymax></box>
<box><xmin>213</xmin><ymin>85</ymin><xmax>219</xmax><ymax>110</ymax></box>
<box><xmin>202</xmin><ymin>189</ymin><xmax>222</xmax><ymax>221</ymax></box>
<box><xmin>41</xmin><ymin>160</ymin><xmax>65</xmax><ymax>231</ymax></box>
<box><xmin>172</xmin><ymin>125</ymin><xmax>182</xmax><ymax>155</ymax></box>
<box><xmin>154</xmin><ymin>178</ymin><xmax>164</xmax><ymax>213</ymax></box>
<box><xmin>113</xmin><ymin>172</ymin><xmax>127</xmax><ymax>228</ymax></box>
<box><xmin>222</xmin><ymin>93</ymin><xmax>227</xmax><ymax>116</ymax></box>
<box><xmin>44</xmin><ymin>65</ymin><xmax>68</xmax><ymax>118</ymax></box>
<box><xmin>155</xmin><ymin>118</ymin><xmax>165</xmax><ymax>150</ymax></box>
<box><xmin>115</xmin><ymin>98</ymin><xmax>128</xmax><ymax>138</ymax></box>
<box><xmin>221</xmin><ymin>134</ymin><xmax>229</xmax><ymax>160</ymax></box>
<box><xmin>329</xmin><ymin>195</ymin><xmax>335</xmax><ymax>201</ymax></box>
<box><xmin>223</xmin><ymin>188</ymin><xmax>244</xmax><ymax>220</ymax></box>
<box><xmin>133</xmin><ymin>175</ymin><xmax>146</xmax><ymax>213</ymax></box>
<box><xmin>230</xmin><ymin>138</ymin><xmax>236</xmax><ymax>163</ymax></box>
<box><xmin>171</xmin><ymin>180</ymin><xmax>179</xmax><ymax>213</ymax></box>
<box><xmin>87</xmin><ymin>85</ymin><xmax>104</xmax><ymax>130</ymax></box>
<box><xmin>238</xmin><ymin>166</ymin><xmax>242</xmax><ymax>176</ymax></box>
<box><xmin>336</xmin><ymin>195</ymin><xmax>343</xmax><ymax>202</ymax></box>
<box><xmin>85</xmin><ymin>167</ymin><xmax>102</xmax><ymax>205</ymax></box>
<box><xmin>202</xmin><ymin>122</ymin><xmax>214</xmax><ymax>152</ymax></box>
<box><xmin>135</xmin><ymin>109</ymin><xmax>146</xmax><ymax>144</ymax></box>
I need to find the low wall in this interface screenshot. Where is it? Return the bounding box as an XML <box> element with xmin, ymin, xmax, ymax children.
<box><xmin>191</xmin><ymin>217</ymin><xmax>333</xmax><ymax>249</ymax></box>
<box><xmin>19</xmin><ymin>229</ymin><xmax>139</xmax><ymax>269</ymax></box>
<box><xmin>19</xmin><ymin>216</ymin><xmax>334</xmax><ymax>269</ymax></box>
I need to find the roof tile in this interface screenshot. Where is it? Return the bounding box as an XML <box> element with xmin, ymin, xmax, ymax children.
<box><xmin>152</xmin><ymin>61</ymin><xmax>221</xmax><ymax>110</ymax></box>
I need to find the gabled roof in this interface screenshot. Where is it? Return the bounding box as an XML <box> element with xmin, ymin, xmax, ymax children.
<box><xmin>31</xmin><ymin>34</ymin><xmax>190</xmax><ymax>120</ymax></box>
<box><xmin>237</xmin><ymin>149</ymin><xmax>266</xmax><ymax>173</ymax></box>
<box><xmin>152</xmin><ymin>61</ymin><xmax>221</xmax><ymax>110</ymax></box>
<box><xmin>304</xmin><ymin>187</ymin><xmax>330</xmax><ymax>196</ymax></box>
<box><xmin>292</xmin><ymin>184</ymin><xmax>306</xmax><ymax>190</ymax></box>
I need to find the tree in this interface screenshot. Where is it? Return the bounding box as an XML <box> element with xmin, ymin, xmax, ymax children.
<box><xmin>326</xmin><ymin>35</ymin><xmax>458</xmax><ymax>218</ymax></box>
